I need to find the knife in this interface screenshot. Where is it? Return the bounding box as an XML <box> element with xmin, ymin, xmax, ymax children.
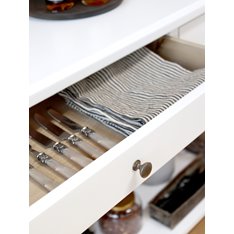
<box><xmin>29</xmin><ymin>164</ymin><xmax>59</xmax><ymax>192</ymax></box>
<box><xmin>29</xmin><ymin>127</ymin><xmax>93</xmax><ymax>168</ymax></box>
<box><xmin>34</xmin><ymin>113</ymin><xmax>104</xmax><ymax>159</ymax></box>
<box><xmin>29</xmin><ymin>145</ymin><xmax>76</xmax><ymax>179</ymax></box>
<box><xmin>47</xmin><ymin>108</ymin><xmax>116</xmax><ymax>149</ymax></box>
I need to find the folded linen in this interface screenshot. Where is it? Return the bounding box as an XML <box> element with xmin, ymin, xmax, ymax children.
<box><xmin>60</xmin><ymin>47</ymin><xmax>205</xmax><ymax>136</ymax></box>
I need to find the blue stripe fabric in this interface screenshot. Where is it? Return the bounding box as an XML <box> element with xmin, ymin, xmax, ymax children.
<box><xmin>60</xmin><ymin>47</ymin><xmax>205</xmax><ymax>136</ymax></box>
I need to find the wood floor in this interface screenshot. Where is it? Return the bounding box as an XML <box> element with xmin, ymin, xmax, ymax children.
<box><xmin>189</xmin><ymin>217</ymin><xmax>205</xmax><ymax>234</ymax></box>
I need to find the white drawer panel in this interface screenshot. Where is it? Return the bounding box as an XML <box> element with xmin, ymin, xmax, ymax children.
<box><xmin>179</xmin><ymin>14</ymin><xmax>205</xmax><ymax>45</ymax></box>
<box><xmin>29</xmin><ymin>37</ymin><xmax>205</xmax><ymax>234</ymax></box>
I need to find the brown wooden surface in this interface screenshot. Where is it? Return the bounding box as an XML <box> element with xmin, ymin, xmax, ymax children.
<box><xmin>189</xmin><ymin>217</ymin><xmax>205</xmax><ymax>234</ymax></box>
<box><xmin>152</xmin><ymin>36</ymin><xmax>205</xmax><ymax>71</ymax></box>
<box><xmin>29</xmin><ymin>94</ymin><xmax>124</xmax><ymax>205</ymax></box>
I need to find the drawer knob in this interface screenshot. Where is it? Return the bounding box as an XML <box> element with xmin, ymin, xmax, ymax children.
<box><xmin>133</xmin><ymin>160</ymin><xmax>152</xmax><ymax>178</ymax></box>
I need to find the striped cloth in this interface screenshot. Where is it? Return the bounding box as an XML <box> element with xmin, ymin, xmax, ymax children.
<box><xmin>60</xmin><ymin>47</ymin><xmax>205</xmax><ymax>136</ymax></box>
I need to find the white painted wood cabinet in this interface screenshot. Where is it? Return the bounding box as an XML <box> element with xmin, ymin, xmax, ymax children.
<box><xmin>29</xmin><ymin>0</ymin><xmax>205</xmax><ymax>233</ymax></box>
<box><xmin>168</xmin><ymin>14</ymin><xmax>205</xmax><ymax>45</ymax></box>
<box><xmin>179</xmin><ymin>14</ymin><xmax>205</xmax><ymax>45</ymax></box>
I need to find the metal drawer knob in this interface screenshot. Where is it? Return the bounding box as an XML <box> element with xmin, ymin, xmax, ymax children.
<box><xmin>133</xmin><ymin>160</ymin><xmax>152</xmax><ymax>178</ymax></box>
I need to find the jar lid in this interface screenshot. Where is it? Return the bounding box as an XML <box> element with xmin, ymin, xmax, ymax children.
<box><xmin>112</xmin><ymin>192</ymin><xmax>135</xmax><ymax>212</ymax></box>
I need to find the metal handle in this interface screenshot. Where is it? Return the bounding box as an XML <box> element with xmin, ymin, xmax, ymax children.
<box><xmin>133</xmin><ymin>160</ymin><xmax>152</xmax><ymax>178</ymax></box>
<box><xmin>31</xmin><ymin>150</ymin><xmax>76</xmax><ymax>179</ymax></box>
<box><xmin>53</xmin><ymin>142</ymin><xmax>93</xmax><ymax>167</ymax></box>
<box><xmin>68</xmin><ymin>134</ymin><xmax>105</xmax><ymax>159</ymax></box>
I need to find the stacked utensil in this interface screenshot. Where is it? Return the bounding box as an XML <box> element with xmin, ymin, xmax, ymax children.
<box><xmin>29</xmin><ymin>127</ymin><xmax>93</xmax><ymax>167</ymax></box>
<box><xmin>29</xmin><ymin>107</ymin><xmax>118</xmax><ymax>193</ymax></box>
<box><xmin>47</xmin><ymin>108</ymin><xmax>117</xmax><ymax>149</ymax></box>
<box><xmin>34</xmin><ymin>113</ymin><xmax>105</xmax><ymax>159</ymax></box>
<box><xmin>29</xmin><ymin>145</ymin><xmax>76</xmax><ymax>179</ymax></box>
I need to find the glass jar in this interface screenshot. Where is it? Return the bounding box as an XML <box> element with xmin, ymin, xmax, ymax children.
<box><xmin>81</xmin><ymin>0</ymin><xmax>109</xmax><ymax>6</ymax></box>
<box><xmin>45</xmin><ymin>0</ymin><xmax>75</xmax><ymax>13</ymax></box>
<box><xmin>99</xmin><ymin>192</ymin><xmax>143</xmax><ymax>234</ymax></box>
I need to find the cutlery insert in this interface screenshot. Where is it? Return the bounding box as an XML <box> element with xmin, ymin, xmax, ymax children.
<box><xmin>29</xmin><ymin>96</ymin><xmax>124</xmax><ymax>204</ymax></box>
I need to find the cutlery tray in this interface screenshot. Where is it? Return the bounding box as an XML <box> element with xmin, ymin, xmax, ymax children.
<box><xmin>29</xmin><ymin>95</ymin><xmax>125</xmax><ymax>204</ymax></box>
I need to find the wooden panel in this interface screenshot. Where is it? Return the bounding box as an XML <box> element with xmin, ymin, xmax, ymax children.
<box><xmin>29</xmin><ymin>95</ymin><xmax>124</xmax><ymax>204</ymax></box>
<box><xmin>189</xmin><ymin>217</ymin><xmax>205</xmax><ymax>234</ymax></box>
<box><xmin>152</xmin><ymin>36</ymin><xmax>205</xmax><ymax>70</ymax></box>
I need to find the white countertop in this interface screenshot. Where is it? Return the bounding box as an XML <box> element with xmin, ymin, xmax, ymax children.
<box><xmin>29</xmin><ymin>0</ymin><xmax>204</xmax><ymax>107</ymax></box>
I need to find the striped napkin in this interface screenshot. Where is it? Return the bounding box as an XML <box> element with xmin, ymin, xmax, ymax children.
<box><xmin>60</xmin><ymin>47</ymin><xmax>205</xmax><ymax>136</ymax></box>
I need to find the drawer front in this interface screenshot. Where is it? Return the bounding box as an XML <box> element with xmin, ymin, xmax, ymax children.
<box><xmin>30</xmin><ymin>37</ymin><xmax>205</xmax><ymax>234</ymax></box>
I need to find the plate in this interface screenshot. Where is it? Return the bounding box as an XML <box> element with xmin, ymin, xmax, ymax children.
<box><xmin>29</xmin><ymin>0</ymin><xmax>123</xmax><ymax>20</ymax></box>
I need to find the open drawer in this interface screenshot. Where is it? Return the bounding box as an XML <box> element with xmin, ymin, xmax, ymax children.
<box><xmin>29</xmin><ymin>37</ymin><xmax>205</xmax><ymax>234</ymax></box>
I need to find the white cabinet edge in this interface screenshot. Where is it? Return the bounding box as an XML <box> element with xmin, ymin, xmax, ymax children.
<box><xmin>29</xmin><ymin>0</ymin><xmax>205</xmax><ymax>107</ymax></box>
